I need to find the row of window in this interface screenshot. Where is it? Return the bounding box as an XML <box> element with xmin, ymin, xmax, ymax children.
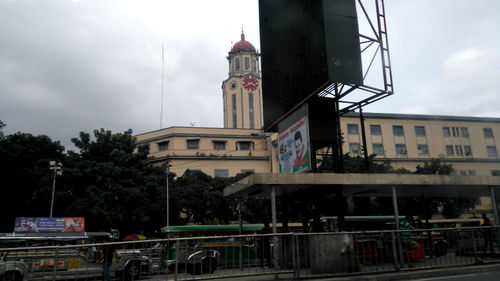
<box><xmin>347</xmin><ymin>124</ymin><xmax>495</xmax><ymax>139</ymax></box>
<box><xmin>453</xmin><ymin>170</ymin><xmax>500</xmax><ymax>176</ymax></box>
<box><xmin>445</xmin><ymin>145</ymin><xmax>472</xmax><ymax>156</ymax></box>
<box><xmin>233</xmin><ymin>57</ymin><xmax>258</xmax><ymax>73</ymax></box>
<box><xmin>214</xmin><ymin>169</ymin><xmax>255</xmax><ymax>178</ymax></box>
<box><xmin>231</xmin><ymin>93</ymin><xmax>255</xmax><ymax>129</ymax></box>
<box><xmin>158</xmin><ymin>140</ymin><xmax>255</xmax><ymax>151</ymax></box>
<box><xmin>349</xmin><ymin>142</ymin><xmax>498</xmax><ymax>157</ymax></box>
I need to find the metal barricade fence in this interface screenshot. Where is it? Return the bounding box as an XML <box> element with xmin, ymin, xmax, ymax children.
<box><xmin>1</xmin><ymin>227</ymin><xmax>498</xmax><ymax>280</ymax></box>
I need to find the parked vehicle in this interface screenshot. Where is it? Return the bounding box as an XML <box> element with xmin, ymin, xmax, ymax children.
<box><xmin>0</xmin><ymin>253</ymin><xmax>27</xmax><ymax>281</ymax></box>
<box><xmin>0</xmin><ymin>232</ymin><xmax>111</xmax><ymax>281</ymax></box>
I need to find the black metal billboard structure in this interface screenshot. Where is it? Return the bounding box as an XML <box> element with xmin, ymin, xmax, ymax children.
<box><xmin>260</xmin><ymin>0</ymin><xmax>394</xmax><ymax>173</ymax></box>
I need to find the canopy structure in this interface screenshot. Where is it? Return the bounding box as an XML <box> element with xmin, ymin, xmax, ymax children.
<box><xmin>224</xmin><ymin>173</ymin><xmax>500</xmax><ymax>270</ymax></box>
<box><xmin>224</xmin><ymin>173</ymin><xmax>500</xmax><ymax>198</ymax></box>
<box><xmin>224</xmin><ymin>173</ymin><xmax>500</xmax><ymax>232</ymax></box>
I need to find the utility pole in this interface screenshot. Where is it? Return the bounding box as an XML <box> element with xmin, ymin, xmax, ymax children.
<box><xmin>166</xmin><ymin>164</ymin><xmax>171</xmax><ymax>227</ymax></box>
<box><xmin>49</xmin><ymin>161</ymin><xmax>62</xmax><ymax>218</ymax></box>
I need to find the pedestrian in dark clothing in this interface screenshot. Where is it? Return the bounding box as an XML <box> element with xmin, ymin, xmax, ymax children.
<box><xmin>100</xmin><ymin>240</ymin><xmax>115</xmax><ymax>281</ymax></box>
<box><xmin>481</xmin><ymin>213</ymin><xmax>494</xmax><ymax>257</ymax></box>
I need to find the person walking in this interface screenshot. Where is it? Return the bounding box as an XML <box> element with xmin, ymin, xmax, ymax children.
<box><xmin>399</xmin><ymin>216</ymin><xmax>419</xmax><ymax>266</ymax></box>
<box><xmin>480</xmin><ymin>213</ymin><xmax>494</xmax><ymax>257</ymax></box>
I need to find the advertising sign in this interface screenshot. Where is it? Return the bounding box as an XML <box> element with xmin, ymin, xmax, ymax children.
<box><xmin>14</xmin><ymin>217</ymin><xmax>85</xmax><ymax>233</ymax></box>
<box><xmin>278</xmin><ymin>115</ymin><xmax>311</xmax><ymax>173</ymax></box>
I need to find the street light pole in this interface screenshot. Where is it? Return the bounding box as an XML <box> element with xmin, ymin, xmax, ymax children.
<box><xmin>49</xmin><ymin>161</ymin><xmax>62</xmax><ymax>218</ymax></box>
<box><xmin>166</xmin><ymin>164</ymin><xmax>171</xmax><ymax>228</ymax></box>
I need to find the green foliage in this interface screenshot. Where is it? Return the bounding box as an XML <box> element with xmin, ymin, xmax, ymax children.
<box><xmin>171</xmin><ymin>170</ymin><xmax>240</xmax><ymax>225</ymax></box>
<box><xmin>415</xmin><ymin>159</ymin><xmax>453</xmax><ymax>175</ymax></box>
<box><xmin>60</xmin><ymin>129</ymin><xmax>166</xmax><ymax>234</ymax></box>
<box><xmin>0</xmin><ymin>132</ymin><xmax>65</xmax><ymax>231</ymax></box>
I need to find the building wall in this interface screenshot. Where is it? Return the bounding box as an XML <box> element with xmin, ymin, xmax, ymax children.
<box><xmin>340</xmin><ymin>113</ymin><xmax>500</xmax><ymax>176</ymax></box>
<box><xmin>135</xmin><ymin>126</ymin><xmax>272</xmax><ymax>178</ymax></box>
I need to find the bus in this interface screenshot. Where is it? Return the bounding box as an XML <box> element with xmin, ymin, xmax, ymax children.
<box><xmin>161</xmin><ymin>224</ymin><xmax>265</xmax><ymax>274</ymax></box>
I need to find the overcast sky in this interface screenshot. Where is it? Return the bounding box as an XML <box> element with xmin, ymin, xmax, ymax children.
<box><xmin>1</xmin><ymin>0</ymin><xmax>499</xmax><ymax>149</ymax></box>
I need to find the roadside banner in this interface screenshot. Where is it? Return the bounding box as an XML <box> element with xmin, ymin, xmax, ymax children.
<box><xmin>14</xmin><ymin>217</ymin><xmax>85</xmax><ymax>233</ymax></box>
<box><xmin>278</xmin><ymin>115</ymin><xmax>311</xmax><ymax>173</ymax></box>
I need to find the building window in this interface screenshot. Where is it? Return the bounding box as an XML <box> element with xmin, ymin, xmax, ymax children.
<box><xmin>417</xmin><ymin>144</ymin><xmax>429</xmax><ymax>155</ymax></box>
<box><xmin>468</xmin><ymin>170</ymin><xmax>476</xmax><ymax>175</ymax></box>
<box><xmin>213</xmin><ymin>141</ymin><xmax>226</xmax><ymax>150</ymax></box>
<box><xmin>443</xmin><ymin>127</ymin><xmax>450</xmax><ymax>137</ymax></box>
<box><xmin>232</xmin><ymin>94</ymin><xmax>237</xmax><ymax>128</ymax></box>
<box><xmin>464</xmin><ymin>145</ymin><xmax>472</xmax><ymax>156</ymax></box>
<box><xmin>237</xmin><ymin>141</ymin><xmax>254</xmax><ymax>150</ymax></box>
<box><xmin>484</xmin><ymin>128</ymin><xmax>494</xmax><ymax>138</ymax></box>
<box><xmin>395</xmin><ymin>144</ymin><xmax>407</xmax><ymax>155</ymax></box>
<box><xmin>452</xmin><ymin>127</ymin><xmax>460</xmax><ymax>137</ymax></box>
<box><xmin>393</xmin><ymin>125</ymin><xmax>404</xmax><ymax>136</ymax></box>
<box><xmin>214</xmin><ymin>169</ymin><xmax>229</xmax><ymax>178</ymax></box>
<box><xmin>235</xmin><ymin>58</ymin><xmax>240</xmax><ymax>71</ymax></box>
<box><xmin>460</xmin><ymin>127</ymin><xmax>469</xmax><ymax>137</ymax></box>
<box><xmin>245</xmin><ymin>57</ymin><xmax>249</xmax><ymax>70</ymax></box>
<box><xmin>455</xmin><ymin>145</ymin><xmax>463</xmax><ymax>156</ymax></box>
<box><xmin>415</xmin><ymin>126</ymin><xmax>426</xmax><ymax>137</ymax></box>
<box><xmin>492</xmin><ymin>170</ymin><xmax>500</xmax><ymax>176</ymax></box>
<box><xmin>370</xmin><ymin>124</ymin><xmax>381</xmax><ymax>135</ymax></box>
<box><xmin>187</xmin><ymin>139</ymin><xmax>199</xmax><ymax>150</ymax></box>
<box><xmin>349</xmin><ymin>143</ymin><xmax>361</xmax><ymax>154</ymax></box>
<box><xmin>457</xmin><ymin>170</ymin><xmax>467</xmax><ymax>176</ymax></box>
<box><xmin>487</xmin><ymin>146</ymin><xmax>498</xmax><ymax>157</ymax></box>
<box><xmin>347</xmin><ymin>124</ymin><xmax>359</xmax><ymax>135</ymax></box>
<box><xmin>445</xmin><ymin>145</ymin><xmax>454</xmax><ymax>156</ymax></box>
<box><xmin>249</xmin><ymin>93</ymin><xmax>255</xmax><ymax>129</ymax></box>
<box><xmin>372</xmin><ymin>143</ymin><xmax>384</xmax><ymax>155</ymax></box>
<box><xmin>157</xmin><ymin>141</ymin><xmax>169</xmax><ymax>151</ymax></box>
<box><xmin>241</xmin><ymin>169</ymin><xmax>255</xmax><ymax>174</ymax></box>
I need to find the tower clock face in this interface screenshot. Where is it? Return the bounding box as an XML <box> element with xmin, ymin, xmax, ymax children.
<box><xmin>242</xmin><ymin>76</ymin><xmax>259</xmax><ymax>91</ymax></box>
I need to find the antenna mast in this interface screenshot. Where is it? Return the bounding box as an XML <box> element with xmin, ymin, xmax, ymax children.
<box><xmin>160</xmin><ymin>44</ymin><xmax>165</xmax><ymax>128</ymax></box>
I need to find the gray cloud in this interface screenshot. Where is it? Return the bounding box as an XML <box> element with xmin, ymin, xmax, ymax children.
<box><xmin>1</xmin><ymin>0</ymin><xmax>498</xmax><ymax>149</ymax></box>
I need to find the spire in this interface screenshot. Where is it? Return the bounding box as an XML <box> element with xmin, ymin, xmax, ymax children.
<box><xmin>241</xmin><ymin>25</ymin><xmax>245</xmax><ymax>41</ymax></box>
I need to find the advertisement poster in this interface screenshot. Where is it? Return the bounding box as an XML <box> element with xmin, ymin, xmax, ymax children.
<box><xmin>14</xmin><ymin>217</ymin><xmax>85</xmax><ymax>233</ymax></box>
<box><xmin>278</xmin><ymin>116</ymin><xmax>311</xmax><ymax>173</ymax></box>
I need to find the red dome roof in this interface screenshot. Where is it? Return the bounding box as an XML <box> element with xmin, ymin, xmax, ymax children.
<box><xmin>231</xmin><ymin>31</ymin><xmax>256</xmax><ymax>53</ymax></box>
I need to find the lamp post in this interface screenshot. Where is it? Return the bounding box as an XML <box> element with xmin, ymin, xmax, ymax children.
<box><xmin>49</xmin><ymin>161</ymin><xmax>62</xmax><ymax>218</ymax></box>
<box><xmin>166</xmin><ymin>164</ymin><xmax>171</xmax><ymax>227</ymax></box>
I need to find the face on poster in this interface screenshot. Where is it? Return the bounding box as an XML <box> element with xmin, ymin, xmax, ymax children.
<box><xmin>278</xmin><ymin>116</ymin><xmax>311</xmax><ymax>173</ymax></box>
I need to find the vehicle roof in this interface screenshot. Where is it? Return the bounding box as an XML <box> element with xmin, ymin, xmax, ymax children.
<box><xmin>0</xmin><ymin>232</ymin><xmax>112</xmax><ymax>241</ymax></box>
<box><xmin>162</xmin><ymin>224</ymin><xmax>263</xmax><ymax>233</ymax></box>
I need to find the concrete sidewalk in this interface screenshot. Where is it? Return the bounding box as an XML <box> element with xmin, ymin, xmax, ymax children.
<box><xmin>211</xmin><ymin>263</ymin><xmax>500</xmax><ymax>281</ymax></box>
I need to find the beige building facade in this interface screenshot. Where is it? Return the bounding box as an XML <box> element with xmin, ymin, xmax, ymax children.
<box><xmin>135</xmin><ymin>126</ymin><xmax>272</xmax><ymax>178</ymax></box>
<box><xmin>135</xmin><ymin>32</ymin><xmax>500</xmax><ymax>186</ymax></box>
<box><xmin>341</xmin><ymin>112</ymin><xmax>500</xmax><ymax>176</ymax></box>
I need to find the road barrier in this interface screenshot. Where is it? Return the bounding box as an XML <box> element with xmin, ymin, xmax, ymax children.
<box><xmin>1</xmin><ymin>226</ymin><xmax>499</xmax><ymax>280</ymax></box>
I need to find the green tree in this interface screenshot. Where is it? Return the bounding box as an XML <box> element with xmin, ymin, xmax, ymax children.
<box><xmin>59</xmin><ymin>129</ymin><xmax>166</xmax><ymax>234</ymax></box>
<box><xmin>0</xmin><ymin>132</ymin><xmax>65</xmax><ymax>232</ymax></box>
<box><xmin>172</xmin><ymin>170</ymin><xmax>237</xmax><ymax>225</ymax></box>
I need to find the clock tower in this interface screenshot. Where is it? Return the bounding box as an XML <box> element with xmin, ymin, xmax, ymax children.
<box><xmin>222</xmin><ymin>30</ymin><xmax>262</xmax><ymax>129</ymax></box>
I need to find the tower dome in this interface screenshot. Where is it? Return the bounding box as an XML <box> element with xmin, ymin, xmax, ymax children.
<box><xmin>230</xmin><ymin>31</ymin><xmax>256</xmax><ymax>53</ymax></box>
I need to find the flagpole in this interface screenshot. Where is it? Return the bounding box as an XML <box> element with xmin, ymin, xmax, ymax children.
<box><xmin>160</xmin><ymin>44</ymin><xmax>165</xmax><ymax>128</ymax></box>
